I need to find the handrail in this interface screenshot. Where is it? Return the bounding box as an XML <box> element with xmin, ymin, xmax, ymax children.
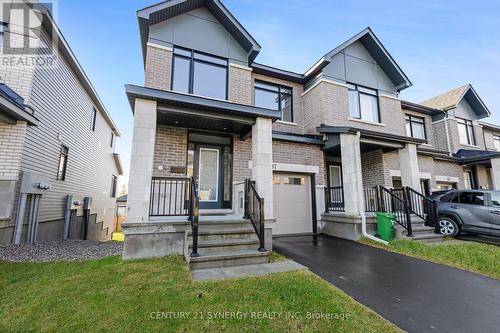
<box><xmin>324</xmin><ymin>186</ymin><xmax>344</xmax><ymax>212</ymax></box>
<box><xmin>244</xmin><ymin>179</ymin><xmax>266</xmax><ymax>252</ymax></box>
<box><xmin>406</xmin><ymin>187</ymin><xmax>439</xmax><ymax>233</ymax></box>
<box><xmin>379</xmin><ymin>185</ymin><xmax>413</xmax><ymax>237</ymax></box>
<box><xmin>189</xmin><ymin>176</ymin><xmax>200</xmax><ymax>257</ymax></box>
<box><xmin>149</xmin><ymin>177</ymin><xmax>190</xmax><ymax>216</ymax></box>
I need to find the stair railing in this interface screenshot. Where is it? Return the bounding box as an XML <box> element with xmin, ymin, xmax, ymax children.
<box><xmin>379</xmin><ymin>186</ymin><xmax>413</xmax><ymax>237</ymax></box>
<box><xmin>189</xmin><ymin>176</ymin><xmax>200</xmax><ymax>257</ymax></box>
<box><xmin>406</xmin><ymin>187</ymin><xmax>439</xmax><ymax>233</ymax></box>
<box><xmin>244</xmin><ymin>179</ymin><xmax>266</xmax><ymax>252</ymax></box>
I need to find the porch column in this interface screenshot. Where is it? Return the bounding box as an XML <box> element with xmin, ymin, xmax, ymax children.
<box><xmin>340</xmin><ymin>133</ymin><xmax>363</xmax><ymax>216</ymax></box>
<box><xmin>126</xmin><ymin>98</ymin><xmax>157</xmax><ymax>224</ymax></box>
<box><xmin>491</xmin><ymin>158</ymin><xmax>500</xmax><ymax>190</ymax></box>
<box><xmin>399</xmin><ymin>143</ymin><xmax>420</xmax><ymax>190</ymax></box>
<box><xmin>252</xmin><ymin>117</ymin><xmax>273</xmax><ymax>220</ymax></box>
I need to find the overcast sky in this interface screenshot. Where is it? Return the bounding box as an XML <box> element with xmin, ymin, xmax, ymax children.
<box><xmin>56</xmin><ymin>0</ymin><xmax>500</xmax><ymax>189</ymax></box>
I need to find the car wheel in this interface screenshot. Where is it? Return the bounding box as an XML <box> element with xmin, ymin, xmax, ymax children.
<box><xmin>438</xmin><ymin>217</ymin><xmax>460</xmax><ymax>237</ymax></box>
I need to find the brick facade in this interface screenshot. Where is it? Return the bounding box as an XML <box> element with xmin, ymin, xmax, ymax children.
<box><xmin>0</xmin><ymin>121</ymin><xmax>27</xmax><ymax>181</ymax></box>
<box><xmin>233</xmin><ymin>136</ymin><xmax>252</xmax><ymax>182</ymax></box>
<box><xmin>152</xmin><ymin>126</ymin><xmax>188</xmax><ymax>177</ymax></box>
<box><xmin>361</xmin><ymin>149</ymin><xmax>392</xmax><ymax>187</ymax></box>
<box><xmin>228</xmin><ymin>64</ymin><xmax>252</xmax><ymax>105</ymax></box>
<box><xmin>145</xmin><ymin>44</ymin><xmax>172</xmax><ymax>91</ymax></box>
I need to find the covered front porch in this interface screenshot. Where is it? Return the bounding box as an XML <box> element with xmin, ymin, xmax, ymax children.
<box><xmin>122</xmin><ymin>85</ymin><xmax>279</xmax><ymax>262</ymax></box>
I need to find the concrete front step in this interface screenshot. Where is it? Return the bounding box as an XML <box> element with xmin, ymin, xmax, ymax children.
<box><xmin>188</xmin><ymin>227</ymin><xmax>257</xmax><ymax>241</ymax></box>
<box><xmin>187</xmin><ymin>249</ymin><xmax>270</xmax><ymax>269</ymax></box>
<box><xmin>411</xmin><ymin>233</ymin><xmax>446</xmax><ymax>243</ymax></box>
<box><xmin>188</xmin><ymin>237</ymin><xmax>260</xmax><ymax>254</ymax></box>
<box><xmin>197</xmin><ymin>220</ymin><xmax>251</xmax><ymax>230</ymax></box>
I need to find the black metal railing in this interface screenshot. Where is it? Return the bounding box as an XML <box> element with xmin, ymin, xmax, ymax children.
<box><xmin>149</xmin><ymin>177</ymin><xmax>190</xmax><ymax>216</ymax></box>
<box><xmin>244</xmin><ymin>179</ymin><xmax>266</xmax><ymax>252</ymax></box>
<box><xmin>406</xmin><ymin>187</ymin><xmax>439</xmax><ymax>232</ymax></box>
<box><xmin>364</xmin><ymin>187</ymin><xmax>380</xmax><ymax>212</ymax></box>
<box><xmin>379</xmin><ymin>186</ymin><xmax>413</xmax><ymax>237</ymax></box>
<box><xmin>324</xmin><ymin>186</ymin><xmax>345</xmax><ymax>212</ymax></box>
<box><xmin>189</xmin><ymin>176</ymin><xmax>200</xmax><ymax>257</ymax></box>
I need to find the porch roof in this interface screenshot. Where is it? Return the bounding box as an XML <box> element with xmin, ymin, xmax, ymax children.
<box><xmin>453</xmin><ymin>149</ymin><xmax>500</xmax><ymax>166</ymax></box>
<box><xmin>317</xmin><ymin>126</ymin><xmax>426</xmax><ymax>144</ymax></box>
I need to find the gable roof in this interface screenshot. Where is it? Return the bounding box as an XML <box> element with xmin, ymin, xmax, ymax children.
<box><xmin>137</xmin><ymin>0</ymin><xmax>261</xmax><ymax>64</ymax></box>
<box><xmin>421</xmin><ymin>84</ymin><xmax>490</xmax><ymax>118</ymax></box>
<box><xmin>304</xmin><ymin>27</ymin><xmax>412</xmax><ymax>90</ymax></box>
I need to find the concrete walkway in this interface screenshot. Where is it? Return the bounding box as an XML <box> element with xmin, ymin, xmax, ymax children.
<box><xmin>191</xmin><ymin>260</ymin><xmax>306</xmax><ymax>281</ymax></box>
<box><xmin>274</xmin><ymin>235</ymin><xmax>500</xmax><ymax>333</ymax></box>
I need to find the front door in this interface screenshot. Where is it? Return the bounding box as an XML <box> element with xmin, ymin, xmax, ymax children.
<box><xmin>196</xmin><ymin>146</ymin><xmax>223</xmax><ymax>209</ymax></box>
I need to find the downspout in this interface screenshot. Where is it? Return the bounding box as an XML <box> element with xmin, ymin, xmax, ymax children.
<box><xmin>355</xmin><ymin>131</ymin><xmax>388</xmax><ymax>245</ymax></box>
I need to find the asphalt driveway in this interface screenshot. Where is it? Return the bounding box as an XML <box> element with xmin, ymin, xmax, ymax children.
<box><xmin>274</xmin><ymin>235</ymin><xmax>500</xmax><ymax>333</ymax></box>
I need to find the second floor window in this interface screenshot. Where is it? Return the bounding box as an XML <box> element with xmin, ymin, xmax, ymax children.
<box><xmin>493</xmin><ymin>135</ymin><xmax>500</xmax><ymax>151</ymax></box>
<box><xmin>91</xmin><ymin>108</ymin><xmax>97</xmax><ymax>131</ymax></box>
<box><xmin>348</xmin><ymin>83</ymin><xmax>380</xmax><ymax>123</ymax></box>
<box><xmin>110</xmin><ymin>175</ymin><xmax>117</xmax><ymax>198</ymax></box>
<box><xmin>406</xmin><ymin>115</ymin><xmax>426</xmax><ymax>140</ymax></box>
<box><xmin>457</xmin><ymin>118</ymin><xmax>475</xmax><ymax>145</ymax></box>
<box><xmin>171</xmin><ymin>47</ymin><xmax>228</xmax><ymax>100</ymax></box>
<box><xmin>254</xmin><ymin>81</ymin><xmax>293</xmax><ymax>122</ymax></box>
<box><xmin>57</xmin><ymin>145</ymin><xmax>69</xmax><ymax>181</ymax></box>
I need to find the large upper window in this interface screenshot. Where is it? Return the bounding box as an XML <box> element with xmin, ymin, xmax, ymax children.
<box><xmin>254</xmin><ymin>81</ymin><xmax>293</xmax><ymax>122</ymax></box>
<box><xmin>406</xmin><ymin>115</ymin><xmax>426</xmax><ymax>140</ymax></box>
<box><xmin>457</xmin><ymin>118</ymin><xmax>475</xmax><ymax>145</ymax></box>
<box><xmin>171</xmin><ymin>47</ymin><xmax>228</xmax><ymax>100</ymax></box>
<box><xmin>493</xmin><ymin>135</ymin><xmax>500</xmax><ymax>151</ymax></box>
<box><xmin>348</xmin><ymin>83</ymin><xmax>380</xmax><ymax>123</ymax></box>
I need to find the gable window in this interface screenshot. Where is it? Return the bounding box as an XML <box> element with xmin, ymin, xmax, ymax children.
<box><xmin>91</xmin><ymin>108</ymin><xmax>97</xmax><ymax>131</ymax></box>
<box><xmin>254</xmin><ymin>81</ymin><xmax>293</xmax><ymax>122</ymax></box>
<box><xmin>110</xmin><ymin>175</ymin><xmax>117</xmax><ymax>198</ymax></box>
<box><xmin>171</xmin><ymin>47</ymin><xmax>228</xmax><ymax>100</ymax></box>
<box><xmin>457</xmin><ymin>118</ymin><xmax>475</xmax><ymax>145</ymax></box>
<box><xmin>405</xmin><ymin>115</ymin><xmax>426</xmax><ymax>140</ymax></box>
<box><xmin>493</xmin><ymin>135</ymin><xmax>500</xmax><ymax>151</ymax></box>
<box><xmin>57</xmin><ymin>145</ymin><xmax>69</xmax><ymax>181</ymax></box>
<box><xmin>348</xmin><ymin>83</ymin><xmax>380</xmax><ymax>123</ymax></box>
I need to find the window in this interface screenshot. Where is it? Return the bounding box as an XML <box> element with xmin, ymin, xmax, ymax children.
<box><xmin>348</xmin><ymin>83</ymin><xmax>380</xmax><ymax>123</ymax></box>
<box><xmin>406</xmin><ymin>115</ymin><xmax>426</xmax><ymax>140</ymax></box>
<box><xmin>57</xmin><ymin>145</ymin><xmax>69</xmax><ymax>180</ymax></box>
<box><xmin>171</xmin><ymin>47</ymin><xmax>227</xmax><ymax>100</ymax></box>
<box><xmin>493</xmin><ymin>135</ymin><xmax>500</xmax><ymax>151</ymax></box>
<box><xmin>458</xmin><ymin>192</ymin><xmax>485</xmax><ymax>206</ymax></box>
<box><xmin>110</xmin><ymin>133</ymin><xmax>114</xmax><ymax>148</ymax></box>
<box><xmin>283</xmin><ymin>177</ymin><xmax>304</xmax><ymax>185</ymax></box>
<box><xmin>491</xmin><ymin>192</ymin><xmax>500</xmax><ymax>207</ymax></box>
<box><xmin>457</xmin><ymin>118</ymin><xmax>475</xmax><ymax>145</ymax></box>
<box><xmin>110</xmin><ymin>175</ymin><xmax>117</xmax><ymax>198</ymax></box>
<box><xmin>91</xmin><ymin>108</ymin><xmax>97</xmax><ymax>131</ymax></box>
<box><xmin>254</xmin><ymin>81</ymin><xmax>293</xmax><ymax>122</ymax></box>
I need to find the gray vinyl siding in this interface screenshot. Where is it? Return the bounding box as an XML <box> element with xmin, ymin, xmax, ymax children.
<box><xmin>19</xmin><ymin>29</ymin><xmax>118</xmax><ymax>233</ymax></box>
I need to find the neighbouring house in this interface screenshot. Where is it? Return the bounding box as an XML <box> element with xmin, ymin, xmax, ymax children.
<box><xmin>0</xmin><ymin>1</ymin><xmax>122</xmax><ymax>244</ymax></box>
<box><xmin>123</xmin><ymin>0</ymin><xmax>500</xmax><ymax>265</ymax></box>
<box><xmin>115</xmin><ymin>194</ymin><xmax>127</xmax><ymax>232</ymax></box>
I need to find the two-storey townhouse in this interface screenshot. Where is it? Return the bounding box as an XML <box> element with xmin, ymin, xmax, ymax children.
<box><xmin>0</xmin><ymin>0</ymin><xmax>122</xmax><ymax>244</ymax></box>
<box><xmin>123</xmin><ymin>0</ymin><xmax>500</xmax><ymax>264</ymax></box>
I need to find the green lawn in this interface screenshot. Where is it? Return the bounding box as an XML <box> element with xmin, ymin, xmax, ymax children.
<box><xmin>0</xmin><ymin>256</ymin><xmax>400</xmax><ymax>333</ymax></box>
<box><xmin>360</xmin><ymin>238</ymin><xmax>500</xmax><ymax>279</ymax></box>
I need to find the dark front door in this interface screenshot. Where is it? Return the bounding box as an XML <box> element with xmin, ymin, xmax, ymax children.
<box><xmin>195</xmin><ymin>145</ymin><xmax>224</xmax><ymax>209</ymax></box>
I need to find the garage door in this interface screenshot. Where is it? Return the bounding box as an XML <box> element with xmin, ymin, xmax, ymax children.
<box><xmin>273</xmin><ymin>173</ymin><xmax>313</xmax><ymax>235</ymax></box>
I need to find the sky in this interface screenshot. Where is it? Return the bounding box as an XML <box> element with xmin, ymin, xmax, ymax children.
<box><xmin>56</xmin><ymin>0</ymin><xmax>500</xmax><ymax>190</ymax></box>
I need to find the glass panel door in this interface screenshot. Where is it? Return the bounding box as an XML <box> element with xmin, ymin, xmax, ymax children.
<box><xmin>198</xmin><ymin>148</ymin><xmax>219</xmax><ymax>202</ymax></box>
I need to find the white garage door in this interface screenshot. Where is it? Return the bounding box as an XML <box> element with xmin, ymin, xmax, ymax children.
<box><xmin>273</xmin><ymin>173</ymin><xmax>313</xmax><ymax>235</ymax></box>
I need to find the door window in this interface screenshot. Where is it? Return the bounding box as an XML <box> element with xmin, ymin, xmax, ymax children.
<box><xmin>198</xmin><ymin>148</ymin><xmax>219</xmax><ymax>201</ymax></box>
<box><xmin>458</xmin><ymin>192</ymin><xmax>485</xmax><ymax>206</ymax></box>
<box><xmin>329</xmin><ymin>165</ymin><xmax>342</xmax><ymax>187</ymax></box>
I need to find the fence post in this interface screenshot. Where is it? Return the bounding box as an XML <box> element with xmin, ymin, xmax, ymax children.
<box><xmin>324</xmin><ymin>187</ymin><xmax>329</xmax><ymax>213</ymax></box>
<box><xmin>258</xmin><ymin>198</ymin><xmax>266</xmax><ymax>252</ymax></box>
<box><xmin>190</xmin><ymin>197</ymin><xmax>200</xmax><ymax>257</ymax></box>
<box><xmin>402</xmin><ymin>189</ymin><xmax>413</xmax><ymax>237</ymax></box>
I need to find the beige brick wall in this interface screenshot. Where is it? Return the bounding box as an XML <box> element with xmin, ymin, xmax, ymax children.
<box><xmin>0</xmin><ymin>121</ymin><xmax>27</xmax><ymax>181</ymax></box>
<box><xmin>483</xmin><ymin>128</ymin><xmax>500</xmax><ymax>151</ymax></box>
<box><xmin>229</xmin><ymin>65</ymin><xmax>252</xmax><ymax>105</ymax></box>
<box><xmin>272</xmin><ymin>140</ymin><xmax>325</xmax><ymax>185</ymax></box>
<box><xmin>145</xmin><ymin>44</ymin><xmax>172</xmax><ymax>91</ymax></box>
<box><xmin>152</xmin><ymin>126</ymin><xmax>188</xmax><ymax>177</ymax></box>
<box><xmin>361</xmin><ymin>149</ymin><xmax>392</xmax><ymax>187</ymax></box>
<box><xmin>233</xmin><ymin>136</ymin><xmax>252</xmax><ymax>182</ymax></box>
<box><xmin>475</xmin><ymin>165</ymin><xmax>493</xmax><ymax>189</ymax></box>
<box><xmin>431</xmin><ymin>120</ymin><xmax>450</xmax><ymax>151</ymax></box>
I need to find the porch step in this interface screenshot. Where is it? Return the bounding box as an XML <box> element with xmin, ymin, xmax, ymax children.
<box><xmin>187</xmin><ymin>227</ymin><xmax>257</xmax><ymax>241</ymax></box>
<box><xmin>187</xmin><ymin>249</ymin><xmax>270</xmax><ymax>270</ymax></box>
<box><xmin>188</xmin><ymin>237</ymin><xmax>260</xmax><ymax>253</ymax></box>
<box><xmin>410</xmin><ymin>233</ymin><xmax>446</xmax><ymax>243</ymax></box>
<box><xmin>197</xmin><ymin>218</ymin><xmax>251</xmax><ymax>230</ymax></box>
<box><xmin>394</xmin><ymin>224</ymin><xmax>444</xmax><ymax>242</ymax></box>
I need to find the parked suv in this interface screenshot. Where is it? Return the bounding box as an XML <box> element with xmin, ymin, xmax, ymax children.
<box><xmin>430</xmin><ymin>190</ymin><xmax>500</xmax><ymax>237</ymax></box>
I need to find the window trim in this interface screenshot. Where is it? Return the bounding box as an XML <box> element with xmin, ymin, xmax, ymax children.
<box><xmin>405</xmin><ymin>114</ymin><xmax>427</xmax><ymax>140</ymax></box>
<box><xmin>57</xmin><ymin>145</ymin><xmax>69</xmax><ymax>181</ymax></box>
<box><xmin>171</xmin><ymin>47</ymin><xmax>228</xmax><ymax>100</ymax></box>
<box><xmin>457</xmin><ymin>118</ymin><xmax>475</xmax><ymax>145</ymax></box>
<box><xmin>347</xmin><ymin>83</ymin><xmax>381</xmax><ymax>123</ymax></box>
<box><xmin>254</xmin><ymin>80</ymin><xmax>294</xmax><ymax>122</ymax></box>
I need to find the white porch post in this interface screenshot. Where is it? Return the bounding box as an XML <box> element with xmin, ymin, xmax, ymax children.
<box><xmin>340</xmin><ymin>133</ymin><xmax>363</xmax><ymax>216</ymax></box>
<box><xmin>491</xmin><ymin>158</ymin><xmax>500</xmax><ymax>190</ymax></box>
<box><xmin>252</xmin><ymin>117</ymin><xmax>273</xmax><ymax>220</ymax></box>
<box><xmin>126</xmin><ymin>98</ymin><xmax>157</xmax><ymax>224</ymax></box>
<box><xmin>399</xmin><ymin>143</ymin><xmax>420</xmax><ymax>190</ymax></box>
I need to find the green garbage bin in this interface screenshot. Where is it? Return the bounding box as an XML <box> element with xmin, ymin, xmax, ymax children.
<box><xmin>375</xmin><ymin>212</ymin><xmax>394</xmax><ymax>241</ymax></box>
